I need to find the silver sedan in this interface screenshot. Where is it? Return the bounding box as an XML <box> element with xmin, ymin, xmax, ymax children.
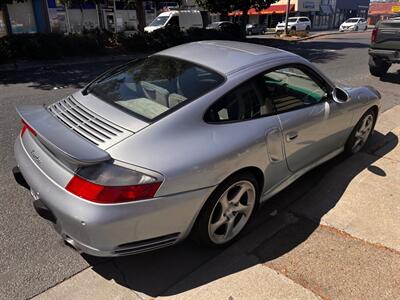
<box><xmin>13</xmin><ymin>41</ymin><xmax>381</xmax><ymax>256</ymax></box>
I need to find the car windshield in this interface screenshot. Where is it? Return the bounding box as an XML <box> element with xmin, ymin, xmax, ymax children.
<box><xmin>88</xmin><ymin>56</ymin><xmax>225</xmax><ymax>121</ymax></box>
<box><xmin>149</xmin><ymin>16</ymin><xmax>169</xmax><ymax>27</ymax></box>
<box><xmin>208</xmin><ymin>22</ymin><xmax>220</xmax><ymax>28</ymax></box>
<box><xmin>346</xmin><ymin>19</ymin><xmax>359</xmax><ymax>23</ymax></box>
<box><xmin>288</xmin><ymin>18</ymin><xmax>298</xmax><ymax>22</ymax></box>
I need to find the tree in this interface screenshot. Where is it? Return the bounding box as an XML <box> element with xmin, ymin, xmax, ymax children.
<box><xmin>196</xmin><ymin>0</ymin><xmax>278</xmax><ymax>32</ymax></box>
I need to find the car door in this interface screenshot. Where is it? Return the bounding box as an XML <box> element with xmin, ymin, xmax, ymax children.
<box><xmin>300</xmin><ymin>18</ymin><xmax>306</xmax><ymax>30</ymax></box>
<box><xmin>362</xmin><ymin>19</ymin><xmax>367</xmax><ymax>30</ymax></box>
<box><xmin>257</xmin><ymin>65</ymin><xmax>351</xmax><ymax>173</ymax></box>
<box><xmin>204</xmin><ymin>78</ymin><xmax>289</xmax><ymax>192</ymax></box>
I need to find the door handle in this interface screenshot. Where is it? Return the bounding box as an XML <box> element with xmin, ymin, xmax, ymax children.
<box><xmin>286</xmin><ymin>132</ymin><xmax>298</xmax><ymax>142</ymax></box>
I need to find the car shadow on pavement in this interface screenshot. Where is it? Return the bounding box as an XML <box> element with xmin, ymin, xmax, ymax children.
<box><xmin>83</xmin><ymin>129</ymin><xmax>398</xmax><ymax>298</ymax></box>
<box><xmin>0</xmin><ymin>60</ymin><xmax>130</xmax><ymax>90</ymax></box>
<box><xmin>379</xmin><ymin>70</ymin><xmax>400</xmax><ymax>85</ymax></box>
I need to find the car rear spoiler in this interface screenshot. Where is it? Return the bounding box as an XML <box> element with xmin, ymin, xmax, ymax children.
<box><xmin>16</xmin><ymin>105</ymin><xmax>111</xmax><ymax>166</ymax></box>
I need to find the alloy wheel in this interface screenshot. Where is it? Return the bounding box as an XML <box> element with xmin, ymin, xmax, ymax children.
<box><xmin>352</xmin><ymin>114</ymin><xmax>374</xmax><ymax>153</ymax></box>
<box><xmin>207</xmin><ymin>181</ymin><xmax>256</xmax><ymax>244</ymax></box>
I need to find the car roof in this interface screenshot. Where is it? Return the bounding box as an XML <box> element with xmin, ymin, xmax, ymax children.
<box><xmin>156</xmin><ymin>41</ymin><xmax>295</xmax><ymax>76</ymax></box>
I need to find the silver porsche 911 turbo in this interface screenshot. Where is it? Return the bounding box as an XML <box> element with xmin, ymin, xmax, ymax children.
<box><xmin>14</xmin><ymin>41</ymin><xmax>381</xmax><ymax>257</ymax></box>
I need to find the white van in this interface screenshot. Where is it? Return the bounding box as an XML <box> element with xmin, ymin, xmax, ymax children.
<box><xmin>144</xmin><ymin>10</ymin><xmax>203</xmax><ymax>33</ymax></box>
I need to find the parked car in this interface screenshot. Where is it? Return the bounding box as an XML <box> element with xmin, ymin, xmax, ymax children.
<box><xmin>246</xmin><ymin>23</ymin><xmax>268</xmax><ymax>35</ymax></box>
<box><xmin>14</xmin><ymin>41</ymin><xmax>381</xmax><ymax>257</ymax></box>
<box><xmin>275</xmin><ymin>17</ymin><xmax>311</xmax><ymax>33</ymax></box>
<box><xmin>339</xmin><ymin>18</ymin><xmax>367</xmax><ymax>32</ymax></box>
<box><xmin>207</xmin><ymin>21</ymin><xmax>236</xmax><ymax>31</ymax></box>
<box><xmin>369</xmin><ymin>17</ymin><xmax>400</xmax><ymax>77</ymax></box>
<box><xmin>144</xmin><ymin>10</ymin><xmax>203</xmax><ymax>33</ymax></box>
<box><xmin>206</xmin><ymin>21</ymin><xmax>242</xmax><ymax>37</ymax></box>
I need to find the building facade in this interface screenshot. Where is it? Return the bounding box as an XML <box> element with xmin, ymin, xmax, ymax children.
<box><xmin>229</xmin><ymin>0</ymin><xmax>370</xmax><ymax>29</ymax></box>
<box><xmin>333</xmin><ymin>0</ymin><xmax>370</xmax><ymax>27</ymax></box>
<box><xmin>368</xmin><ymin>2</ymin><xmax>400</xmax><ymax>25</ymax></box>
<box><xmin>0</xmin><ymin>0</ymin><xmax>179</xmax><ymax>35</ymax></box>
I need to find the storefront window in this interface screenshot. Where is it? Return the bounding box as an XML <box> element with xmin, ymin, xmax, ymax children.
<box><xmin>7</xmin><ymin>0</ymin><xmax>37</xmax><ymax>34</ymax></box>
<box><xmin>0</xmin><ymin>9</ymin><xmax>7</xmax><ymax>36</ymax></box>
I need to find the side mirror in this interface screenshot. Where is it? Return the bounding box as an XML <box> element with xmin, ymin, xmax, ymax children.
<box><xmin>332</xmin><ymin>87</ymin><xmax>350</xmax><ymax>103</ymax></box>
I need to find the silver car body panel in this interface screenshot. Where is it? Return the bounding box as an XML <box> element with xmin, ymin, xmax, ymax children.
<box><xmin>14</xmin><ymin>41</ymin><xmax>382</xmax><ymax>256</ymax></box>
<box><xmin>15</xmin><ymin>134</ymin><xmax>213</xmax><ymax>256</ymax></box>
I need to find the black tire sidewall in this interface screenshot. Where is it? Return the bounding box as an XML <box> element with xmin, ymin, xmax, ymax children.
<box><xmin>369</xmin><ymin>56</ymin><xmax>391</xmax><ymax>77</ymax></box>
<box><xmin>191</xmin><ymin>172</ymin><xmax>260</xmax><ymax>248</ymax></box>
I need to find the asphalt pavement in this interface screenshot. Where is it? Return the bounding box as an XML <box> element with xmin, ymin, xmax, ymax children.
<box><xmin>1</xmin><ymin>31</ymin><xmax>399</xmax><ymax>300</ymax></box>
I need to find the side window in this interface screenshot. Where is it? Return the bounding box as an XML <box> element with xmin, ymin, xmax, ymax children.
<box><xmin>167</xmin><ymin>16</ymin><xmax>179</xmax><ymax>27</ymax></box>
<box><xmin>257</xmin><ymin>66</ymin><xmax>328</xmax><ymax>113</ymax></box>
<box><xmin>205</xmin><ymin>80</ymin><xmax>274</xmax><ymax>123</ymax></box>
<box><xmin>301</xmin><ymin>18</ymin><xmax>309</xmax><ymax>23</ymax></box>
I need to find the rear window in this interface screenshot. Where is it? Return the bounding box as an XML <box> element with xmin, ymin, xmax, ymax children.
<box><xmin>88</xmin><ymin>56</ymin><xmax>225</xmax><ymax>121</ymax></box>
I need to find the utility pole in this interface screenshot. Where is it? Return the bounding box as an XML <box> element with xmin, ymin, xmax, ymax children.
<box><xmin>284</xmin><ymin>0</ymin><xmax>291</xmax><ymax>35</ymax></box>
<box><xmin>1</xmin><ymin>2</ymin><xmax>12</xmax><ymax>35</ymax></box>
<box><xmin>113</xmin><ymin>0</ymin><xmax>117</xmax><ymax>33</ymax></box>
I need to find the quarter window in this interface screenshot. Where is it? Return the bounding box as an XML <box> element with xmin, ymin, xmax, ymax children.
<box><xmin>258</xmin><ymin>66</ymin><xmax>328</xmax><ymax>113</ymax></box>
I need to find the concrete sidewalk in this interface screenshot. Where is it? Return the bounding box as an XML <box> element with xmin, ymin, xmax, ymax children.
<box><xmin>33</xmin><ymin>106</ymin><xmax>400</xmax><ymax>300</ymax></box>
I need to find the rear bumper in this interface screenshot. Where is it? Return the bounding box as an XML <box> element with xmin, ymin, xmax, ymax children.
<box><xmin>14</xmin><ymin>137</ymin><xmax>213</xmax><ymax>256</ymax></box>
<box><xmin>369</xmin><ymin>49</ymin><xmax>400</xmax><ymax>63</ymax></box>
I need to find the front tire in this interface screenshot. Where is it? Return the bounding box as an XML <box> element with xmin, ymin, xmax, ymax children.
<box><xmin>345</xmin><ymin>109</ymin><xmax>376</xmax><ymax>155</ymax></box>
<box><xmin>369</xmin><ymin>56</ymin><xmax>391</xmax><ymax>77</ymax></box>
<box><xmin>191</xmin><ymin>172</ymin><xmax>259</xmax><ymax>247</ymax></box>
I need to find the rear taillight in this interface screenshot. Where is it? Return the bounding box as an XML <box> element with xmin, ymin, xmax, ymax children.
<box><xmin>66</xmin><ymin>176</ymin><xmax>161</xmax><ymax>204</ymax></box>
<box><xmin>371</xmin><ymin>28</ymin><xmax>378</xmax><ymax>43</ymax></box>
<box><xmin>66</xmin><ymin>163</ymin><xmax>163</xmax><ymax>204</ymax></box>
<box><xmin>21</xmin><ymin>119</ymin><xmax>37</xmax><ymax>137</ymax></box>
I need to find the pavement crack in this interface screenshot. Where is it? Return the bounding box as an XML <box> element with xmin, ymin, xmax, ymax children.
<box><xmin>111</xmin><ymin>260</ymin><xmax>129</xmax><ymax>286</ymax></box>
<box><xmin>262</xmin><ymin>264</ymin><xmax>328</xmax><ymax>300</ymax></box>
<box><xmin>111</xmin><ymin>260</ymin><xmax>146</xmax><ymax>299</ymax></box>
<box><xmin>26</xmin><ymin>266</ymin><xmax>92</xmax><ymax>300</ymax></box>
<box><xmin>320</xmin><ymin>224</ymin><xmax>400</xmax><ymax>256</ymax></box>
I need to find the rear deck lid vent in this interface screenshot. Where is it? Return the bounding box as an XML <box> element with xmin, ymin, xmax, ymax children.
<box><xmin>48</xmin><ymin>96</ymin><xmax>132</xmax><ymax>149</ymax></box>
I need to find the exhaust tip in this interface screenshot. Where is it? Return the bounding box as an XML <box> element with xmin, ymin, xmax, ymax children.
<box><xmin>64</xmin><ymin>236</ymin><xmax>82</xmax><ymax>253</ymax></box>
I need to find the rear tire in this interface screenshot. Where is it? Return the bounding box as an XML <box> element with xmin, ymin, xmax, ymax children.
<box><xmin>344</xmin><ymin>109</ymin><xmax>376</xmax><ymax>155</ymax></box>
<box><xmin>305</xmin><ymin>26</ymin><xmax>310</xmax><ymax>33</ymax></box>
<box><xmin>191</xmin><ymin>172</ymin><xmax>259</xmax><ymax>248</ymax></box>
<box><xmin>369</xmin><ymin>56</ymin><xmax>391</xmax><ymax>77</ymax></box>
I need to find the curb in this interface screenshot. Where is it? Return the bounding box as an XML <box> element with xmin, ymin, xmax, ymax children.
<box><xmin>294</xmin><ymin>29</ymin><xmax>371</xmax><ymax>42</ymax></box>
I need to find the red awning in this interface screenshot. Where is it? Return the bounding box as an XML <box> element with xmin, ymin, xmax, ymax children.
<box><xmin>229</xmin><ymin>4</ymin><xmax>295</xmax><ymax>16</ymax></box>
<box><xmin>368</xmin><ymin>3</ymin><xmax>399</xmax><ymax>16</ymax></box>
